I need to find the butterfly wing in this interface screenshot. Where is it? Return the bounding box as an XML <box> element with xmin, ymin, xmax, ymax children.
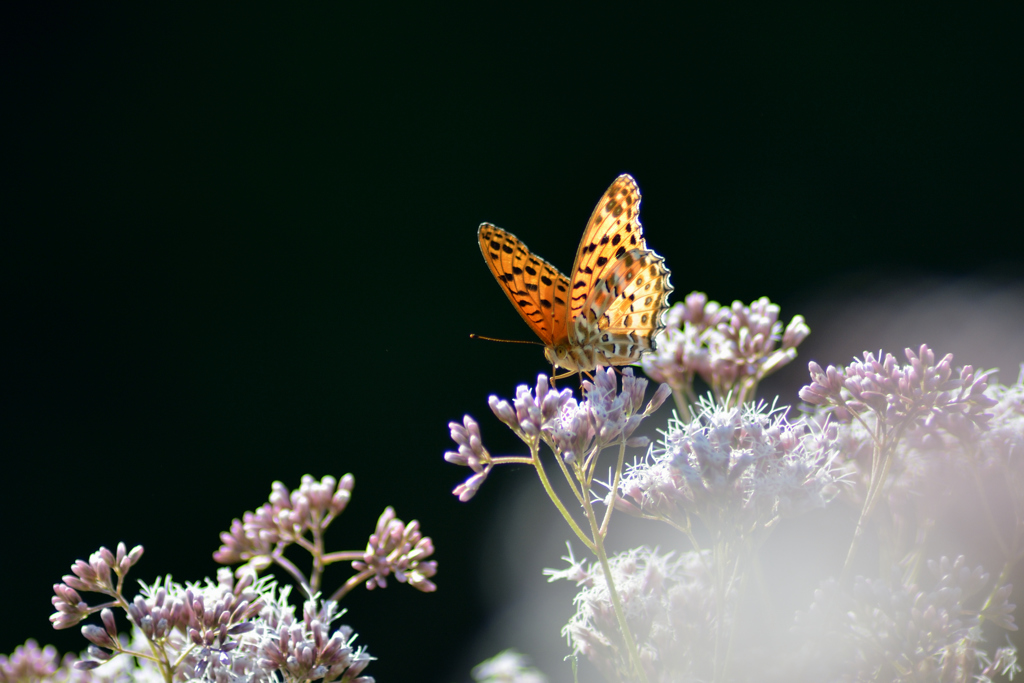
<box><xmin>478</xmin><ymin>223</ymin><xmax>572</xmax><ymax>346</ymax></box>
<box><xmin>567</xmin><ymin>175</ymin><xmax>647</xmax><ymax>320</ymax></box>
<box><xmin>567</xmin><ymin>175</ymin><xmax>673</xmax><ymax>366</ymax></box>
<box><xmin>575</xmin><ymin>247</ymin><xmax>673</xmax><ymax>364</ymax></box>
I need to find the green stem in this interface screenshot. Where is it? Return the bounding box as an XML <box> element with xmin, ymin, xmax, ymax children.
<box><xmin>600</xmin><ymin>441</ymin><xmax>628</xmax><ymax>537</ymax></box>
<box><xmin>545</xmin><ymin>436</ymin><xmax>588</xmax><ymax>508</ymax></box>
<box><xmin>841</xmin><ymin>417</ymin><xmax>906</xmax><ymax>583</ymax></box>
<box><xmin>671</xmin><ymin>382</ymin><xmax>694</xmax><ymax>423</ymax></box>
<box><xmin>582</xmin><ymin>493</ymin><xmax>650</xmax><ymax>683</ymax></box>
<box><xmin>531</xmin><ymin>439</ymin><xmax>595</xmax><ymax>553</ymax></box>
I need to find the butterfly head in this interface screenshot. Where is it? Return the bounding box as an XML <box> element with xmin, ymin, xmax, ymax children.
<box><xmin>544</xmin><ymin>344</ymin><xmax>571</xmax><ymax>371</ymax></box>
<box><xmin>544</xmin><ymin>343</ymin><xmax>595</xmax><ymax>374</ymax></box>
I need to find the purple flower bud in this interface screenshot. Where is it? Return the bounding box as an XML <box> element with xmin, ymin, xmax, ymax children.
<box><xmin>100</xmin><ymin>608</ymin><xmax>117</xmax><ymax>637</ymax></box>
<box><xmin>81</xmin><ymin>625</ymin><xmax>115</xmax><ymax>649</ymax></box>
<box><xmin>799</xmin><ymin>385</ymin><xmax>828</xmax><ymax>405</ymax></box>
<box><xmin>488</xmin><ymin>396</ymin><xmax>518</xmax><ymax>428</ymax></box>
<box><xmin>646</xmin><ymin>383</ymin><xmax>672</xmax><ymax>414</ymax></box>
<box><xmin>783</xmin><ymin>315</ymin><xmax>810</xmax><ymax>349</ymax></box>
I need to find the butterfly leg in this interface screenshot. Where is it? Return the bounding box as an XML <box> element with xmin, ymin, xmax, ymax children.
<box><xmin>549</xmin><ymin>367</ymin><xmax>580</xmax><ymax>387</ymax></box>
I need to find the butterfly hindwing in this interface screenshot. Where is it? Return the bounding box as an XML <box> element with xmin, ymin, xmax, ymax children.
<box><xmin>478</xmin><ymin>223</ymin><xmax>571</xmax><ymax>346</ymax></box>
<box><xmin>571</xmin><ymin>247</ymin><xmax>671</xmax><ymax>363</ymax></box>
<box><xmin>594</xmin><ymin>249</ymin><xmax>673</xmax><ymax>361</ymax></box>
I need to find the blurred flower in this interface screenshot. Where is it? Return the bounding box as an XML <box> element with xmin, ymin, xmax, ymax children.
<box><xmin>616</xmin><ymin>399</ymin><xmax>841</xmax><ymax>533</ymax></box>
<box><xmin>642</xmin><ymin>292</ymin><xmax>809</xmax><ymax>415</ymax></box>
<box><xmin>792</xmin><ymin>555</ymin><xmax>1017</xmax><ymax>682</ymax></box>
<box><xmin>471</xmin><ymin>650</ymin><xmax>547</xmax><ymax>683</ymax></box>
<box><xmin>0</xmin><ymin>640</ymin><xmax>94</xmax><ymax>683</ymax></box>
<box><xmin>547</xmin><ymin>547</ymin><xmax>724</xmax><ymax>683</ymax></box>
<box><xmin>978</xmin><ymin>366</ymin><xmax>1024</xmax><ymax>469</ymax></box>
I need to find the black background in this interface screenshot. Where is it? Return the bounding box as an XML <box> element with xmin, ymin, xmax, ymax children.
<box><xmin>3</xmin><ymin>4</ymin><xmax>1023</xmax><ymax>682</ymax></box>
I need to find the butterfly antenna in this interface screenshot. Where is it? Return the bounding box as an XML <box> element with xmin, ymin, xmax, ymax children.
<box><xmin>469</xmin><ymin>334</ymin><xmax>544</xmax><ymax>346</ymax></box>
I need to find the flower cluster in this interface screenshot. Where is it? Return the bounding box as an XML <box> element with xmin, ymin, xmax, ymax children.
<box><xmin>792</xmin><ymin>556</ymin><xmax>1018</xmax><ymax>682</ymax></box>
<box><xmin>642</xmin><ymin>292</ymin><xmax>810</xmax><ymax>415</ymax></box>
<box><xmin>446</xmin><ymin>368</ymin><xmax>671</xmax><ymax>502</ymax></box>
<box><xmin>547</xmin><ymin>547</ymin><xmax>725</xmax><ymax>683</ymax></box>
<box><xmin>214</xmin><ymin>474</ymin><xmax>355</xmax><ymax>570</ymax></box>
<box><xmin>50</xmin><ymin>544</ymin><xmax>144</xmax><ymax>631</ymax></box>
<box><xmin>214</xmin><ymin>474</ymin><xmax>436</xmax><ymax>602</ymax></box>
<box><xmin>352</xmin><ymin>506</ymin><xmax>437</xmax><ymax>593</ymax></box>
<box><xmin>253</xmin><ymin>594</ymin><xmax>373</xmax><ymax>683</ymax></box>
<box><xmin>30</xmin><ymin>473</ymin><xmax>446</xmax><ymax>682</ymax></box>
<box><xmin>47</xmin><ymin>549</ymin><xmax>374</xmax><ymax>683</ymax></box>
<box><xmin>616</xmin><ymin>399</ymin><xmax>841</xmax><ymax>533</ymax></box>
<box><xmin>800</xmin><ymin>345</ymin><xmax>997</xmax><ymax>439</ymax></box>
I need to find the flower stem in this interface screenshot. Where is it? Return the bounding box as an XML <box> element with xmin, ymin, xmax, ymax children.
<box><xmin>532</xmin><ymin>439</ymin><xmax>596</xmax><ymax>553</ymax></box>
<box><xmin>841</xmin><ymin>417</ymin><xmax>905</xmax><ymax>583</ymax></box>
<box><xmin>582</xmin><ymin>493</ymin><xmax>650</xmax><ymax>683</ymax></box>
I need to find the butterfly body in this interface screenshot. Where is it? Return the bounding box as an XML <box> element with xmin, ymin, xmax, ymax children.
<box><xmin>478</xmin><ymin>175</ymin><xmax>673</xmax><ymax>375</ymax></box>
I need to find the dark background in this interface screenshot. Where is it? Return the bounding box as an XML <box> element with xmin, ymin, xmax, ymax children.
<box><xmin>3</xmin><ymin>4</ymin><xmax>1023</xmax><ymax>682</ymax></box>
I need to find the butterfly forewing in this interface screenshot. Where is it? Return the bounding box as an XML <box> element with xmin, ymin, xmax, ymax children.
<box><xmin>478</xmin><ymin>223</ymin><xmax>571</xmax><ymax>346</ymax></box>
<box><xmin>567</xmin><ymin>175</ymin><xmax>646</xmax><ymax>319</ymax></box>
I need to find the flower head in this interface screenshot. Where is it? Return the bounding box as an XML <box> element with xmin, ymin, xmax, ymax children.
<box><xmin>73</xmin><ymin>571</ymin><xmax>374</xmax><ymax>682</ymax></box>
<box><xmin>214</xmin><ymin>475</ymin><xmax>355</xmax><ymax>569</ymax></box>
<box><xmin>352</xmin><ymin>507</ymin><xmax>437</xmax><ymax>593</ymax></box>
<box><xmin>801</xmin><ymin>345</ymin><xmax>997</xmax><ymax>438</ymax></box>
<box><xmin>616</xmin><ymin>399</ymin><xmax>840</xmax><ymax>531</ymax></box>
<box><xmin>643</xmin><ymin>293</ymin><xmax>809</xmax><ymax>412</ymax></box>
<box><xmin>256</xmin><ymin>598</ymin><xmax>374</xmax><ymax>683</ymax></box>
<box><xmin>50</xmin><ymin>544</ymin><xmax>144</xmax><ymax>630</ymax></box>
<box><xmin>547</xmin><ymin>547</ymin><xmax>725</xmax><ymax>683</ymax></box>
<box><xmin>446</xmin><ymin>369</ymin><xmax>669</xmax><ymax>500</ymax></box>
<box><xmin>793</xmin><ymin>555</ymin><xmax>1016</xmax><ymax>682</ymax></box>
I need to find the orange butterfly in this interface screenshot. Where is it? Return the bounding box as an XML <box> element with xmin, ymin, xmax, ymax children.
<box><xmin>478</xmin><ymin>174</ymin><xmax>673</xmax><ymax>379</ymax></box>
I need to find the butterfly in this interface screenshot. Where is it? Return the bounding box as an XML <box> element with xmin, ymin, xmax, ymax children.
<box><xmin>478</xmin><ymin>174</ymin><xmax>673</xmax><ymax>379</ymax></box>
